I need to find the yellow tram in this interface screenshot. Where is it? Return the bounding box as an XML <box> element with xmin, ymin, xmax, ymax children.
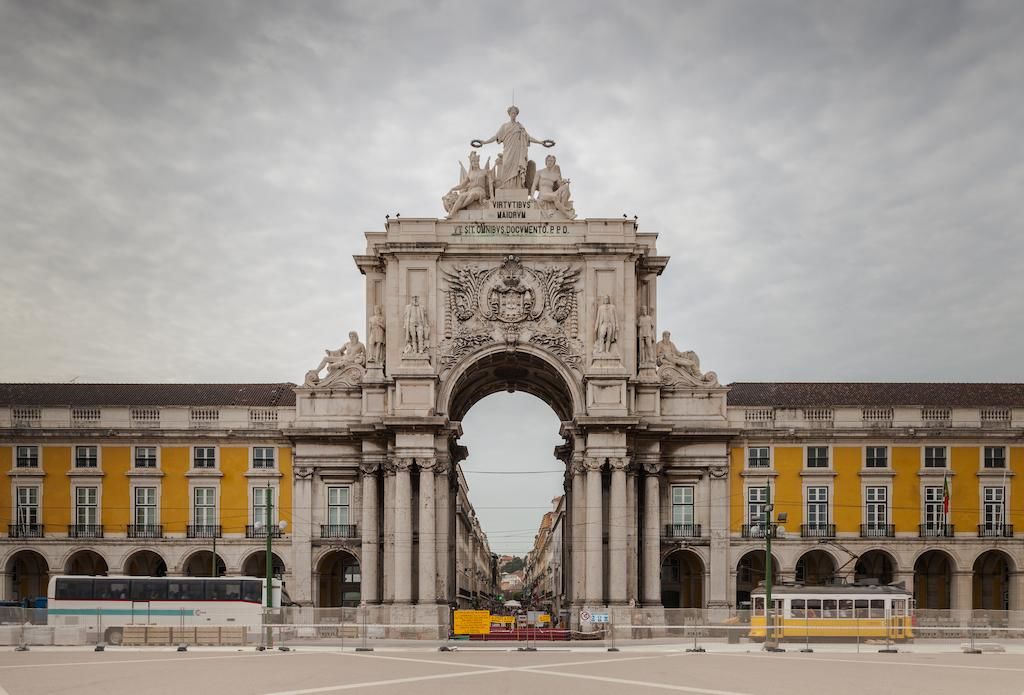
<box><xmin>749</xmin><ymin>581</ymin><xmax>915</xmax><ymax>641</ymax></box>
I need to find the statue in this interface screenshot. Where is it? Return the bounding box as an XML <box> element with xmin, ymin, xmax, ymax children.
<box><xmin>594</xmin><ymin>296</ymin><xmax>618</xmax><ymax>355</ymax></box>
<box><xmin>403</xmin><ymin>295</ymin><xmax>429</xmax><ymax>356</ymax></box>
<box><xmin>368</xmin><ymin>305</ymin><xmax>386</xmax><ymax>365</ymax></box>
<box><xmin>637</xmin><ymin>306</ymin><xmax>655</xmax><ymax>365</ymax></box>
<box><xmin>472</xmin><ymin>106</ymin><xmax>554</xmax><ymax>190</ymax></box>
<box><xmin>304</xmin><ymin>331</ymin><xmax>366</xmax><ymax>387</ymax></box>
<box><xmin>531</xmin><ymin>155</ymin><xmax>576</xmax><ymax>219</ymax></box>
<box><xmin>656</xmin><ymin>331</ymin><xmax>719</xmax><ymax>386</ymax></box>
<box><xmin>443</xmin><ymin>151</ymin><xmax>493</xmax><ymax>217</ymax></box>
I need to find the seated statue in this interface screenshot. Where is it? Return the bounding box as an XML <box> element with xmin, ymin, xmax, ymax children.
<box><xmin>304</xmin><ymin>332</ymin><xmax>366</xmax><ymax>387</ymax></box>
<box><xmin>443</xmin><ymin>151</ymin><xmax>492</xmax><ymax>217</ymax></box>
<box><xmin>656</xmin><ymin>331</ymin><xmax>718</xmax><ymax>386</ymax></box>
<box><xmin>531</xmin><ymin>155</ymin><xmax>576</xmax><ymax>219</ymax></box>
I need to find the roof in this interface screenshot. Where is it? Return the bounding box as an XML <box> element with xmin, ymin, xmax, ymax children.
<box><xmin>727</xmin><ymin>382</ymin><xmax>1024</xmax><ymax>408</ymax></box>
<box><xmin>0</xmin><ymin>383</ymin><xmax>296</xmax><ymax>408</ymax></box>
<box><xmin>750</xmin><ymin>583</ymin><xmax>911</xmax><ymax>596</ymax></box>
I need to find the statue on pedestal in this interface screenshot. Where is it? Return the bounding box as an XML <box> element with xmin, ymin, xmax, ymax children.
<box><xmin>443</xmin><ymin>151</ymin><xmax>493</xmax><ymax>217</ymax></box>
<box><xmin>403</xmin><ymin>296</ymin><xmax>430</xmax><ymax>357</ymax></box>
<box><xmin>368</xmin><ymin>305</ymin><xmax>386</xmax><ymax>365</ymax></box>
<box><xmin>594</xmin><ymin>296</ymin><xmax>618</xmax><ymax>355</ymax></box>
<box><xmin>531</xmin><ymin>155</ymin><xmax>576</xmax><ymax>219</ymax></box>
<box><xmin>304</xmin><ymin>331</ymin><xmax>366</xmax><ymax>387</ymax></box>
<box><xmin>637</xmin><ymin>306</ymin><xmax>656</xmax><ymax>365</ymax></box>
<box><xmin>471</xmin><ymin>106</ymin><xmax>554</xmax><ymax>191</ymax></box>
<box><xmin>656</xmin><ymin>331</ymin><xmax>719</xmax><ymax>387</ymax></box>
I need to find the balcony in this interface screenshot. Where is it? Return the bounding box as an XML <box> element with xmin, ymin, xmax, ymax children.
<box><xmin>664</xmin><ymin>524</ymin><xmax>702</xmax><ymax>539</ymax></box>
<box><xmin>978</xmin><ymin>524</ymin><xmax>1014</xmax><ymax>538</ymax></box>
<box><xmin>8</xmin><ymin>524</ymin><xmax>43</xmax><ymax>538</ymax></box>
<box><xmin>187</xmin><ymin>524</ymin><xmax>222</xmax><ymax>539</ymax></box>
<box><xmin>67</xmin><ymin>524</ymin><xmax>104</xmax><ymax>539</ymax></box>
<box><xmin>246</xmin><ymin>525</ymin><xmax>282</xmax><ymax>539</ymax></box>
<box><xmin>320</xmin><ymin>524</ymin><xmax>359</xmax><ymax>539</ymax></box>
<box><xmin>127</xmin><ymin>524</ymin><xmax>163</xmax><ymax>539</ymax></box>
<box><xmin>860</xmin><ymin>524</ymin><xmax>895</xmax><ymax>538</ymax></box>
<box><xmin>919</xmin><ymin>523</ymin><xmax>955</xmax><ymax>538</ymax></box>
<box><xmin>741</xmin><ymin>524</ymin><xmax>766</xmax><ymax>539</ymax></box>
<box><xmin>800</xmin><ymin>523</ymin><xmax>836</xmax><ymax>538</ymax></box>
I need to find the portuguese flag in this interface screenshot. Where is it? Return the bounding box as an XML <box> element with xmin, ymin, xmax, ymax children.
<box><xmin>942</xmin><ymin>474</ymin><xmax>951</xmax><ymax>516</ymax></box>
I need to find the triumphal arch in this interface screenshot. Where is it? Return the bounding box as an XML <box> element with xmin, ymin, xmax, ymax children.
<box><xmin>289</xmin><ymin>106</ymin><xmax>732</xmax><ymax>626</ymax></box>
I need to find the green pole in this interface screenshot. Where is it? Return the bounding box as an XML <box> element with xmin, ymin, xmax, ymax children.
<box><xmin>764</xmin><ymin>483</ymin><xmax>774</xmax><ymax>649</ymax></box>
<box><xmin>265</xmin><ymin>483</ymin><xmax>274</xmax><ymax>649</ymax></box>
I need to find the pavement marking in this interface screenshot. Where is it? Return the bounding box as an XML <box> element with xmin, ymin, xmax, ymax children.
<box><xmin>708</xmin><ymin>652</ymin><xmax>1024</xmax><ymax>673</ymax></box>
<box><xmin>259</xmin><ymin>666</ymin><xmax>509</xmax><ymax>695</ymax></box>
<box><xmin>525</xmin><ymin>669</ymin><xmax>755</xmax><ymax>695</ymax></box>
<box><xmin>335</xmin><ymin>651</ymin><xmax>504</xmax><ymax>671</ymax></box>
<box><xmin>0</xmin><ymin>651</ymin><xmax>306</xmax><ymax>671</ymax></box>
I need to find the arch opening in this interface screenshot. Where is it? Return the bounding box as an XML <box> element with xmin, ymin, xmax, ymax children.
<box><xmin>124</xmin><ymin>550</ymin><xmax>168</xmax><ymax>577</ymax></box>
<box><xmin>661</xmin><ymin>550</ymin><xmax>704</xmax><ymax>609</ymax></box>
<box><xmin>973</xmin><ymin>549</ymin><xmax>1012</xmax><ymax>613</ymax></box>
<box><xmin>181</xmin><ymin>551</ymin><xmax>223</xmax><ymax>578</ymax></box>
<box><xmin>5</xmin><ymin>550</ymin><xmax>49</xmax><ymax>602</ymax></box>
<box><xmin>795</xmin><ymin>550</ymin><xmax>837</xmax><ymax>586</ymax></box>
<box><xmin>854</xmin><ymin>550</ymin><xmax>897</xmax><ymax>586</ymax></box>
<box><xmin>735</xmin><ymin>551</ymin><xmax>778</xmax><ymax>609</ymax></box>
<box><xmin>65</xmin><ymin>549</ymin><xmax>108</xmax><ymax>576</ymax></box>
<box><xmin>915</xmin><ymin>550</ymin><xmax>954</xmax><ymax>610</ymax></box>
<box><xmin>317</xmin><ymin>551</ymin><xmax>360</xmax><ymax>607</ymax></box>
<box><xmin>242</xmin><ymin>552</ymin><xmax>286</xmax><ymax>580</ymax></box>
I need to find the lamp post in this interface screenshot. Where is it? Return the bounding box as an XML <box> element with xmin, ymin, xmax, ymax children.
<box><xmin>255</xmin><ymin>482</ymin><xmax>287</xmax><ymax>649</ymax></box>
<box><xmin>762</xmin><ymin>484</ymin><xmax>786</xmax><ymax>652</ymax></box>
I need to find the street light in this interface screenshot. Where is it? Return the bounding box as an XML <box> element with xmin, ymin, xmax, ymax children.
<box><xmin>761</xmin><ymin>483</ymin><xmax>787</xmax><ymax>652</ymax></box>
<box><xmin>254</xmin><ymin>482</ymin><xmax>287</xmax><ymax>650</ymax></box>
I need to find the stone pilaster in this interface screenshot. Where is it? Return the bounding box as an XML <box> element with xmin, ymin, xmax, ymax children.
<box><xmin>626</xmin><ymin>463</ymin><xmax>638</xmax><ymax>604</ymax></box>
<box><xmin>417</xmin><ymin>457</ymin><xmax>437</xmax><ymax>604</ymax></box>
<box><xmin>642</xmin><ymin>460</ymin><xmax>662</xmax><ymax>606</ymax></box>
<box><xmin>382</xmin><ymin>459</ymin><xmax>396</xmax><ymax>603</ymax></box>
<box><xmin>608</xmin><ymin>456</ymin><xmax>628</xmax><ymax>604</ymax></box>
<box><xmin>291</xmin><ymin>461</ymin><xmax>314</xmax><ymax>604</ymax></box>
<box><xmin>707</xmin><ymin>462</ymin><xmax>730</xmax><ymax>614</ymax></box>
<box><xmin>359</xmin><ymin>459</ymin><xmax>381</xmax><ymax>604</ymax></box>
<box><xmin>585</xmin><ymin>456</ymin><xmax>604</xmax><ymax>604</ymax></box>
<box><xmin>393</xmin><ymin>457</ymin><xmax>413</xmax><ymax>604</ymax></box>
<box><xmin>570</xmin><ymin>456</ymin><xmax>586</xmax><ymax>606</ymax></box>
<box><xmin>434</xmin><ymin>457</ymin><xmax>451</xmax><ymax>604</ymax></box>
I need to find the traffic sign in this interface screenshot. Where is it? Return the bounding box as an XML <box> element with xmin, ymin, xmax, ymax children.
<box><xmin>592</xmin><ymin>613</ymin><xmax>609</xmax><ymax>623</ymax></box>
<box><xmin>579</xmin><ymin>610</ymin><xmax>592</xmax><ymax>623</ymax></box>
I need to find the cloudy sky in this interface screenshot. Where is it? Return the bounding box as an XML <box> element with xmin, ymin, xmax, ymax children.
<box><xmin>2</xmin><ymin>0</ymin><xmax>1022</xmax><ymax>553</ymax></box>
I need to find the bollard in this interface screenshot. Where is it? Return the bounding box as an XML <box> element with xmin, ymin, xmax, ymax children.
<box><xmin>357</xmin><ymin>604</ymin><xmax>373</xmax><ymax>652</ymax></box>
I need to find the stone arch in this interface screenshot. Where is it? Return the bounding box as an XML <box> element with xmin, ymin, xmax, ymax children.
<box><xmin>180</xmin><ymin>550</ymin><xmax>223</xmax><ymax>578</ymax></box>
<box><xmin>241</xmin><ymin>551</ymin><xmax>286</xmax><ymax>579</ymax></box>
<box><xmin>440</xmin><ymin>343</ymin><xmax>585</xmax><ymax>422</ymax></box>
<box><xmin>661</xmin><ymin>549</ymin><xmax>704</xmax><ymax>609</ymax></box>
<box><xmin>795</xmin><ymin>549</ymin><xmax>838</xmax><ymax>586</ymax></box>
<box><xmin>914</xmin><ymin>549</ymin><xmax>955</xmax><ymax>610</ymax></box>
<box><xmin>854</xmin><ymin>549</ymin><xmax>898</xmax><ymax>585</ymax></box>
<box><xmin>64</xmin><ymin>549</ymin><xmax>109</xmax><ymax>576</ymax></box>
<box><xmin>4</xmin><ymin>549</ymin><xmax>49</xmax><ymax>601</ymax></box>
<box><xmin>973</xmin><ymin>549</ymin><xmax>1014</xmax><ymax>612</ymax></box>
<box><xmin>316</xmin><ymin>549</ymin><xmax>361</xmax><ymax>607</ymax></box>
<box><xmin>123</xmin><ymin>549</ymin><xmax>168</xmax><ymax>577</ymax></box>
<box><xmin>735</xmin><ymin>550</ymin><xmax>779</xmax><ymax>609</ymax></box>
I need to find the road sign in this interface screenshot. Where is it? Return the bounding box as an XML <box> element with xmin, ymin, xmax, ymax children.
<box><xmin>453</xmin><ymin>610</ymin><xmax>491</xmax><ymax>635</ymax></box>
<box><xmin>579</xmin><ymin>610</ymin><xmax>592</xmax><ymax>623</ymax></box>
<box><xmin>592</xmin><ymin>613</ymin><xmax>609</xmax><ymax>623</ymax></box>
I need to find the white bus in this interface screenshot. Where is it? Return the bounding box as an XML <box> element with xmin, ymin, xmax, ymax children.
<box><xmin>47</xmin><ymin>575</ymin><xmax>289</xmax><ymax>644</ymax></box>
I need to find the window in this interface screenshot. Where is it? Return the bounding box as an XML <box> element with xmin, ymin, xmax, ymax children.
<box><xmin>167</xmin><ymin>579</ymin><xmax>206</xmax><ymax>602</ymax></box>
<box><xmin>134</xmin><ymin>446</ymin><xmax>157</xmax><ymax>468</ymax></box>
<box><xmin>208</xmin><ymin>581</ymin><xmax>242</xmax><ymax>601</ymax></box>
<box><xmin>983</xmin><ymin>487</ymin><xmax>1005</xmax><ymax>529</ymax></box>
<box><xmin>865</xmin><ymin>486</ymin><xmax>887</xmax><ymax>528</ymax></box>
<box><xmin>193</xmin><ymin>487</ymin><xmax>217</xmax><ymax>526</ymax></box>
<box><xmin>75</xmin><ymin>487</ymin><xmax>98</xmax><ymax>525</ymax></box>
<box><xmin>15</xmin><ymin>487</ymin><xmax>39</xmax><ymax>526</ymax></box>
<box><xmin>134</xmin><ymin>487</ymin><xmax>157</xmax><ymax>526</ymax></box>
<box><xmin>15</xmin><ymin>445</ymin><xmax>39</xmax><ymax>468</ymax></box>
<box><xmin>806</xmin><ymin>487</ymin><xmax>829</xmax><ymax>526</ymax></box>
<box><xmin>747</xmin><ymin>487</ymin><xmax>769</xmax><ymax>527</ymax></box>
<box><xmin>95</xmin><ymin>579</ymin><xmax>130</xmax><ymax>601</ymax></box>
<box><xmin>866</xmin><ymin>446</ymin><xmax>888</xmax><ymax>468</ymax></box>
<box><xmin>252</xmin><ymin>447</ymin><xmax>275</xmax><ymax>469</ymax></box>
<box><xmin>924</xmin><ymin>486</ymin><xmax>945</xmax><ymax>527</ymax></box>
<box><xmin>747</xmin><ymin>447</ymin><xmax>770</xmax><ymax>469</ymax></box>
<box><xmin>55</xmin><ymin>578</ymin><xmax>94</xmax><ymax>600</ymax></box>
<box><xmin>328</xmin><ymin>486</ymin><xmax>350</xmax><ymax>526</ymax></box>
<box><xmin>131</xmin><ymin>580</ymin><xmax>168</xmax><ymax>601</ymax></box>
<box><xmin>806</xmin><ymin>447</ymin><xmax>829</xmax><ymax>468</ymax></box>
<box><xmin>671</xmin><ymin>485</ymin><xmax>695</xmax><ymax>526</ymax></box>
<box><xmin>74</xmin><ymin>446</ymin><xmax>98</xmax><ymax>468</ymax></box>
<box><xmin>253</xmin><ymin>487</ymin><xmax>274</xmax><ymax>526</ymax></box>
<box><xmin>924</xmin><ymin>446</ymin><xmax>947</xmax><ymax>468</ymax></box>
<box><xmin>193</xmin><ymin>447</ymin><xmax>216</xmax><ymax>469</ymax></box>
<box><xmin>984</xmin><ymin>446</ymin><xmax>1006</xmax><ymax>469</ymax></box>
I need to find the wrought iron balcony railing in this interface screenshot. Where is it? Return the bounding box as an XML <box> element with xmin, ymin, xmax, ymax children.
<box><xmin>8</xmin><ymin>523</ymin><xmax>43</xmax><ymax>538</ymax></box>
<box><xmin>664</xmin><ymin>524</ymin><xmax>702</xmax><ymax>539</ymax></box>
<box><xmin>320</xmin><ymin>524</ymin><xmax>359</xmax><ymax>539</ymax></box>
<box><xmin>919</xmin><ymin>523</ymin><xmax>955</xmax><ymax>538</ymax></box>
<box><xmin>978</xmin><ymin>523</ymin><xmax>1013</xmax><ymax>538</ymax></box>
<box><xmin>187</xmin><ymin>524</ymin><xmax>222</xmax><ymax>539</ymax></box>
<box><xmin>860</xmin><ymin>524</ymin><xmax>895</xmax><ymax>538</ymax></box>
<box><xmin>246</xmin><ymin>524</ymin><xmax>282</xmax><ymax>539</ymax></box>
<box><xmin>67</xmin><ymin>524</ymin><xmax>104</xmax><ymax>539</ymax></box>
<box><xmin>800</xmin><ymin>523</ymin><xmax>836</xmax><ymax>538</ymax></box>
<box><xmin>127</xmin><ymin>524</ymin><xmax>163</xmax><ymax>539</ymax></box>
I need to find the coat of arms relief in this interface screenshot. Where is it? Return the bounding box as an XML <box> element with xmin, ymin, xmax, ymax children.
<box><xmin>440</xmin><ymin>256</ymin><xmax>582</xmax><ymax>371</ymax></box>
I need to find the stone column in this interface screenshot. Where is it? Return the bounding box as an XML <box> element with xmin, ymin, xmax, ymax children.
<box><xmin>417</xmin><ymin>458</ymin><xmax>437</xmax><ymax>604</ymax></box>
<box><xmin>585</xmin><ymin>457</ymin><xmax>605</xmax><ymax>604</ymax></box>
<box><xmin>643</xmin><ymin>461</ymin><xmax>662</xmax><ymax>606</ymax></box>
<box><xmin>626</xmin><ymin>465</ymin><xmax>638</xmax><ymax>603</ymax></box>
<box><xmin>707</xmin><ymin>464</ymin><xmax>730</xmax><ymax>616</ymax></box>
<box><xmin>359</xmin><ymin>460</ymin><xmax>380</xmax><ymax>604</ymax></box>
<box><xmin>434</xmin><ymin>458</ymin><xmax>451</xmax><ymax>604</ymax></box>
<box><xmin>393</xmin><ymin>457</ymin><xmax>413</xmax><ymax>604</ymax></box>
<box><xmin>570</xmin><ymin>457</ymin><xmax>586</xmax><ymax>605</ymax></box>
<box><xmin>291</xmin><ymin>462</ymin><xmax>314</xmax><ymax>604</ymax></box>
<box><xmin>953</xmin><ymin>570</ymin><xmax>973</xmax><ymax>614</ymax></box>
<box><xmin>1009</xmin><ymin>572</ymin><xmax>1024</xmax><ymax>627</ymax></box>
<box><xmin>382</xmin><ymin>461</ymin><xmax>396</xmax><ymax>603</ymax></box>
<box><xmin>608</xmin><ymin>457</ymin><xmax>628</xmax><ymax>604</ymax></box>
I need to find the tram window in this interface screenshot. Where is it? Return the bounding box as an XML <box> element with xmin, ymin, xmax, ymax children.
<box><xmin>55</xmin><ymin>578</ymin><xmax>94</xmax><ymax>600</ymax></box>
<box><xmin>241</xmin><ymin>580</ymin><xmax>262</xmax><ymax>603</ymax></box>
<box><xmin>167</xmin><ymin>580</ymin><xmax>206</xmax><ymax>601</ymax></box>
<box><xmin>131</xmin><ymin>580</ymin><xmax>168</xmax><ymax>601</ymax></box>
<box><xmin>806</xmin><ymin>599</ymin><xmax>821</xmax><ymax>617</ymax></box>
<box><xmin>855</xmin><ymin>599</ymin><xmax>869</xmax><ymax>618</ymax></box>
<box><xmin>96</xmin><ymin>580</ymin><xmax>131</xmax><ymax>601</ymax></box>
<box><xmin>822</xmin><ymin>600</ymin><xmax>837</xmax><ymax>618</ymax></box>
<box><xmin>791</xmin><ymin>599</ymin><xmax>805</xmax><ymax>618</ymax></box>
<box><xmin>892</xmin><ymin>599</ymin><xmax>906</xmax><ymax>615</ymax></box>
<box><xmin>839</xmin><ymin>600</ymin><xmax>853</xmax><ymax>618</ymax></box>
<box><xmin>753</xmin><ymin>597</ymin><xmax>765</xmax><ymax>612</ymax></box>
<box><xmin>208</xmin><ymin>581</ymin><xmax>242</xmax><ymax>601</ymax></box>
<box><xmin>870</xmin><ymin>599</ymin><xmax>885</xmax><ymax>618</ymax></box>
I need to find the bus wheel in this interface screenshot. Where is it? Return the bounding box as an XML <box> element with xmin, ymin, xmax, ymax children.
<box><xmin>104</xmin><ymin>628</ymin><xmax>123</xmax><ymax>645</ymax></box>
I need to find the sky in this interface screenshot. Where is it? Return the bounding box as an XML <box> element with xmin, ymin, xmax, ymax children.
<box><xmin>1</xmin><ymin>0</ymin><xmax>1022</xmax><ymax>553</ymax></box>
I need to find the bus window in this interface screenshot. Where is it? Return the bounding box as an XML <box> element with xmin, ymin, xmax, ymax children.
<box><xmin>168</xmin><ymin>580</ymin><xmax>205</xmax><ymax>602</ymax></box>
<box><xmin>96</xmin><ymin>580</ymin><xmax>130</xmax><ymax>601</ymax></box>
<box><xmin>854</xmin><ymin>599</ymin><xmax>869</xmax><ymax>618</ymax></box>
<box><xmin>131</xmin><ymin>580</ymin><xmax>168</xmax><ymax>601</ymax></box>
<box><xmin>869</xmin><ymin>599</ymin><xmax>885</xmax><ymax>618</ymax></box>
<box><xmin>790</xmin><ymin>599</ymin><xmax>805</xmax><ymax>618</ymax></box>
<box><xmin>208</xmin><ymin>581</ymin><xmax>242</xmax><ymax>601</ymax></box>
<box><xmin>806</xmin><ymin>599</ymin><xmax>821</xmax><ymax>618</ymax></box>
<box><xmin>838</xmin><ymin>600</ymin><xmax>853</xmax><ymax>618</ymax></box>
<box><xmin>822</xmin><ymin>600</ymin><xmax>837</xmax><ymax>619</ymax></box>
<box><xmin>55</xmin><ymin>578</ymin><xmax>94</xmax><ymax>600</ymax></box>
<box><xmin>241</xmin><ymin>581</ymin><xmax>262</xmax><ymax>604</ymax></box>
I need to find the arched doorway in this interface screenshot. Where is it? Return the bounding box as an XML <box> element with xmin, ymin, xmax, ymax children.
<box><xmin>914</xmin><ymin>550</ymin><xmax>953</xmax><ymax>610</ymax></box>
<box><xmin>65</xmin><ymin>549</ymin><xmax>108</xmax><ymax>576</ymax></box>
<box><xmin>182</xmin><ymin>551</ymin><xmax>223</xmax><ymax>578</ymax></box>
<box><xmin>242</xmin><ymin>552</ymin><xmax>285</xmax><ymax>579</ymax></box>
<box><xmin>5</xmin><ymin>550</ymin><xmax>49</xmax><ymax>601</ymax></box>
<box><xmin>736</xmin><ymin>551</ymin><xmax>778</xmax><ymax>608</ymax></box>
<box><xmin>795</xmin><ymin>550</ymin><xmax>836</xmax><ymax>586</ymax></box>
<box><xmin>855</xmin><ymin>550</ymin><xmax>896</xmax><ymax>585</ymax></box>
<box><xmin>661</xmin><ymin>550</ymin><xmax>703</xmax><ymax>609</ymax></box>
<box><xmin>124</xmin><ymin>550</ymin><xmax>168</xmax><ymax>577</ymax></box>
<box><xmin>317</xmin><ymin>551</ymin><xmax>360</xmax><ymax>607</ymax></box>
<box><xmin>973</xmin><ymin>550</ymin><xmax>1012</xmax><ymax>612</ymax></box>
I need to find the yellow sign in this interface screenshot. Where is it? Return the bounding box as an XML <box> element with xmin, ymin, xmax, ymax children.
<box><xmin>491</xmin><ymin>615</ymin><xmax>515</xmax><ymax>626</ymax></box>
<box><xmin>453</xmin><ymin>610</ymin><xmax>491</xmax><ymax>635</ymax></box>
<box><xmin>538</xmin><ymin>614</ymin><xmax>551</xmax><ymax>624</ymax></box>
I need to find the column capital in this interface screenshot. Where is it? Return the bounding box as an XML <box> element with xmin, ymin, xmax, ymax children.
<box><xmin>394</xmin><ymin>457</ymin><xmax>414</xmax><ymax>472</ymax></box>
<box><xmin>359</xmin><ymin>458</ymin><xmax>383</xmax><ymax>475</ymax></box>
<box><xmin>432</xmin><ymin>457</ymin><xmax>451</xmax><ymax>476</ymax></box>
<box><xmin>642</xmin><ymin>460</ymin><xmax>663</xmax><ymax>475</ymax></box>
<box><xmin>569</xmin><ymin>454</ymin><xmax>586</xmax><ymax>476</ymax></box>
<box><xmin>584</xmin><ymin>456</ymin><xmax>605</xmax><ymax>473</ymax></box>
<box><xmin>609</xmin><ymin>456</ymin><xmax>629</xmax><ymax>472</ymax></box>
<box><xmin>417</xmin><ymin>457</ymin><xmax>437</xmax><ymax>472</ymax></box>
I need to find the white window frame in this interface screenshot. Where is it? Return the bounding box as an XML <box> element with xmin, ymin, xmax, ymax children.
<box><xmin>192</xmin><ymin>446</ymin><xmax>218</xmax><ymax>470</ymax></box>
<box><xmin>74</xmin><ymin>485</ymin><xmax>100</xmax><ymax>526</ymax></box>
<box><xmin>746</xmin><ymin>486</ymin><xmax>769</xmax><ymax>527</ymax></box>
<box><xmin>327</xmin><ymin>486</ymin><xmax>351</xmax><ymax>526</ymax></box>
<box><xmin>251</xmin><ymin>446</ymin><xmax>276</xmax><ymax>470</ymax></box>
<box><xmin>14</xmin><ymin>445</ymin><xmax>40</xmax><ymax>469</ymax></box>
<box><xmin>865</xmin><ymin>445</ymin><xmax>888</xmax><ymax>469</ymax></box>
<box><xmin>192</xmin><ymin>486</ymin><xmax>218</xmax><ymax>527</ymax></box>
<box><xmin>983</xmin><ymin>446</ymin><xmax>1007</xmax><ymax>469</ymax></box>
<box><xmin>74</xmin><ymin>445</ymin><xmax>100</xmax><ymax>470</ymax></box>
<box><xmin>251</xmin><ymin>485</ymin><xmax>278</xmax><ymax>527</ymax></box>
<box><xmin>923</xmin><ymin>485</ymin><xmax>946</xmax><ymax>527</ymax></box>
<box><xmin>14</xmin><ymin>485</ymin><xmax>41</xmax><ymax>527</ymax></box>
<box><xmin>747</xmin><ymin>446</ymin><xmax>771</xmax><ymax>469</ymax></box>
<box><xmin>133</xmin><ymin>445</ymin><xmax>159</xmax><ymax>469</ymax></box>
<box><xmin>983</xmin><ymin>486</ymin><xmax>1006</xmax><ymax>529</ymax></box>
<box><xmin>671</xmin><ymin>485</ymin><xmax>695</xmax><ymax>526</ymax></box>
<box><xmin>805</xmin><ymin>446</ymin><xmax>830</xmax><ymax>469</ymax></box>
<box><xmin>923</xmin><ymin>446</ymin><xmax>947</xmax><ymax>469</ymax></box>
<box><xmin>864</xmin><ymin>485</ymin><xmax>888</xmax><ymax>528</ymax></box>
<box><xmin>805</xmin><ymin>486</ymin><xmax>829</xmax><ymax>527</ymax></box>
<box><xmin>133</xmin><ymin>486</ymin><xmax>159</xmax><ymax>526</ymax></box>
